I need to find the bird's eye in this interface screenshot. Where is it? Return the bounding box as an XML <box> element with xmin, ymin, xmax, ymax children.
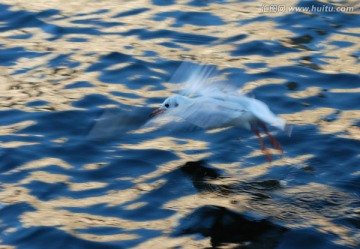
<box><xmin>175</xmin><ymin>103</ymin><xmax>178</xmax><ymax>107</ymax></box>
<box><xmin>165</xmin><ymin>104</ymin><xmax>169</xmax><ymax>108</ymax></box>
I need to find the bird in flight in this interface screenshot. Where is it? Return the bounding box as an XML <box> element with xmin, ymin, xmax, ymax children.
<box><xmin>149</xmin><ymin>62</ymin><xmax>290</xmax><ymax>161</ymax></box>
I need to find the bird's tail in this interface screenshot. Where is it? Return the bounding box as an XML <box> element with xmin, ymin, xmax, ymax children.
<box><xmin>247</xmin><ymin>98</ymin><xmax>287</xmax><ymax>131</ymax></box>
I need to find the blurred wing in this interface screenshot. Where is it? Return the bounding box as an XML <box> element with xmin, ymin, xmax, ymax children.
<box><xmin>169</xmin><ymin>61</ymin><xmax>239</xmax><ymax>98</ymax></box>
<box><xmin>87</xmin><ymin>107</ymin><xmax>149</xmax><ymax>140</ymax></box>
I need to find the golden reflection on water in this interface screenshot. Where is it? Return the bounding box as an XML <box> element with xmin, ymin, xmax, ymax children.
<box><xmin>5</xmin><ymin>158</ymin><xmax>73</xmax><ymax>175</ymax></box>
<box><xmin>287</xmin><ymin>87</ymin><xmax>323</xmax><ymax>99</ymax></box>
<box><xmin>19</xmin><ymin>171</ymin><xmax>69</xmax><ymax>185</ymax></box>
<box><xmin>0</xmin><ymin>121</ymin><xmax>37</xmax><ymax>136</ymax></box>
<box><xmin>119</xmin><ymin>137</ymin><xmax>208</xmax><ymax>152</ymax></box>
<box><xmin>0</xmin><ymin>179</ymin><xmax>200</xmax><ymax>247</ymax></box>
<box><xmin>240</xmin><ymin>154</ymin><xmax>315</xmax><ymax>178</ymax></box>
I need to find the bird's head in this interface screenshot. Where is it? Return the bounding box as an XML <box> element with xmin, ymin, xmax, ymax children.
<box><xmin>150</xmin><ymin>95</ymin><xmax>190</xmax><ymax>117</ymax></box>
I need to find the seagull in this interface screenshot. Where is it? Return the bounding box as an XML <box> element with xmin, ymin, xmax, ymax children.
<box><xmin>149</xmin><ymin>62</ymin><xmax>290</xmax><ymax>161</ymax></box>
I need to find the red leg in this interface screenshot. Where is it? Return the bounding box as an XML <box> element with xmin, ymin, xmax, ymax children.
<box><xmin>258</xmin><ymin>122</ymin><xmax>283</xmax><ymax>153</ymax></box>
<box><xmin>253</xmin><ymin>127</ymin><xmax>272</xmax><ymax>162</ymax></box>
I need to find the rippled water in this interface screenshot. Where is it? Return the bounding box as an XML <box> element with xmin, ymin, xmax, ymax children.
<box><xmin>0</xmin><ymin>0</ymin><xmax>359</xmax><ymax>248</ymax></box>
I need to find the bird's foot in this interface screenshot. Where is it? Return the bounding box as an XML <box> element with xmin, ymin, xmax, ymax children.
<box><xmin>258</xmin><ymin>121</ymin><xmax>284</xmax><ymax>154</ymax></box>
<box><xmin>253</xmin><ymin>127</ymin><xmax>273</xmax><ymax>162</ymax></box>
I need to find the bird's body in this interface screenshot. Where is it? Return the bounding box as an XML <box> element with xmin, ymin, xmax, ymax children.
<box><xmin>151</xmin><ymin>93</ymin><xmax>285</xmax><ymax>131</ymax></box>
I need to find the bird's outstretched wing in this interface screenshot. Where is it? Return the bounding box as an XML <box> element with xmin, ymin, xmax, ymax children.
<box><xmin>87</xmin><ymin>106</ymin><xmax>150</xmax><ymax>140</ymax></box>
<box><xmin>169</xmin><ymin>61</ymin><xmax>239</xmax><ymax>99</ymax></box>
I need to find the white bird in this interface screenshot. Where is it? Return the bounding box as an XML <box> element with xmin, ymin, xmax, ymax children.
<box><xmin>149</xmin><ymin>62</ymin><xmax>290</xmax><ymax>161</ymax></box>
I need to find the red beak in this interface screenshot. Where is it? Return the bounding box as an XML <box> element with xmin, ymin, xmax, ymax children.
<box><xmin>150</xmin><ymin>108</ymin><xmax>166</xmax><ymax>118</ymax></box>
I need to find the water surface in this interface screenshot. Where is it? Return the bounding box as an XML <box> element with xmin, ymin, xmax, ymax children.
<box><xmin>0</xmin><ymin>0</ymin><xmax>359</xmax><ymax>248</ymax></box>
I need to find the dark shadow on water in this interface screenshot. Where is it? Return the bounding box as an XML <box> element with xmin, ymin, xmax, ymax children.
<box><xmin>173</xmin><ymin>205</ymin><xmax>287</xmax><ymax>248</ymax></box>
<box><xmin>180</xmin><ymin>160</ymin><xmax>282</xmax><ymax>198</ymax></box>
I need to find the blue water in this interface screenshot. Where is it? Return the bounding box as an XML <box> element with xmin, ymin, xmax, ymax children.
<box><xmin>0</xmin><ymin>1</ymin><xmax>359</xmax><ymax>248</ymax></box>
